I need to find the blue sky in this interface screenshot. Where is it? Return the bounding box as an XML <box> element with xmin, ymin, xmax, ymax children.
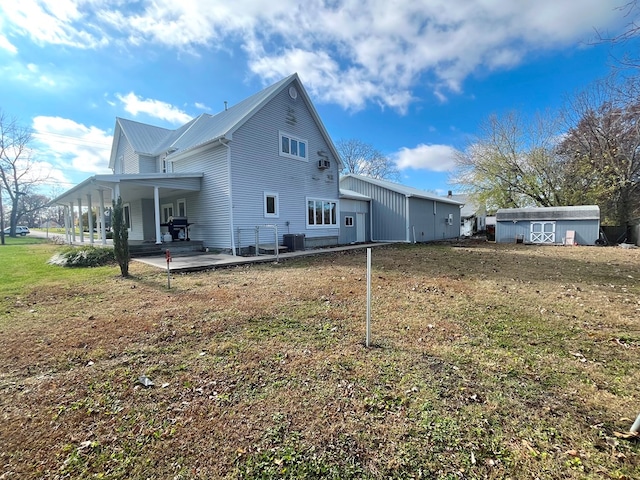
<box><xmin>0</xmin><ymin>1</ymin><xmax>636</xmax><ymax>197</ymax></box>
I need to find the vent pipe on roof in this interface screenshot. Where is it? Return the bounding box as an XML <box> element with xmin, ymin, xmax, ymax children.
<box><xmin>224</xmin><ymin>101</ymin><xmax>228</xmax><ymax>111</ymax></box>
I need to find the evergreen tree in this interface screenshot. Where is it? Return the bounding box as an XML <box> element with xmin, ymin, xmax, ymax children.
<box><xmin>112</xmin><ymin>197</ymin><xmax>130</xmax><ymax>277</ymax></box>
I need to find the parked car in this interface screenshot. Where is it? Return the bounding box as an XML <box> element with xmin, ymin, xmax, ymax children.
<box><xmin>3</xmin><ymin>226</ymin><xmax>30</xmax><ymax>236</ymax></box>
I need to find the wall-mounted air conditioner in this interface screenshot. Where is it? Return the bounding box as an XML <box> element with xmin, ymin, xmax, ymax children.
<box><xmin>318</xmin><ymin>159</ymin><xmax>330</xmax><ymax>169</ymax></box>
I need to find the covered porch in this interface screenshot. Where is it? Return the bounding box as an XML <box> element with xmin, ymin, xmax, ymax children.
<box><xmin>51</xmin><ymin>173</ymin><xmax>203</xmax><ymax>246</ymax></box>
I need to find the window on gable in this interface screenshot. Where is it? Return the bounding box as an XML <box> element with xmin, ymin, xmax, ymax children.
<box><xmin>264</xmin><ymin>192</ymin><xmax>279</xmax><ymax>218</ymax></box>
<box><xmin>307</xmin><ymin>198</ymin><xmax>338</xmax><ymax>227</ymax></box>
<box><xmin>279</xmin><ymin>132</ymin><xmax>307</xmax><ymax>161</ymax></box>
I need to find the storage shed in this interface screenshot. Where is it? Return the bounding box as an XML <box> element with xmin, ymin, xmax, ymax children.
<box><xmin>339</xmin><ymin>174</ymin><xmax>463</xmax><ymax>242</ymax></box>
<box><xmin>495</xmin><ymin>205</ymin><xmax>600</xmax><ymax>245</ymax></box>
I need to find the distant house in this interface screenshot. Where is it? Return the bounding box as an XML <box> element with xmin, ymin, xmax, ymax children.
<box><xmin>339</xmin><ymin>174</ymin><xmax>463</xmax><ymax>243</ymax></box>
<box><xmin>495</xmin><ymin>205</ymin><xmax>600</xmax><ymax>245</ymax></box>
<box><xmin>447</xmin><ymin>192</ymin><xmax>486</xmax><ymax>237</ymax></box>
<box><xmin>51</xmin><ymin>73</ymin><xmax>344</xmax><ymax>254</ymax></box>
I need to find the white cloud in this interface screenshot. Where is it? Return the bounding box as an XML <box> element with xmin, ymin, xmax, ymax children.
<box><xmin>0</xmin><ymin>0</ymin><xmax>626</xmax><ymax>111</ymax></box>
<box><xmin>194</xmin><ymin>102</ymin><xmax>211</xmax><ymax>111</ymax></box>
<box><xmin>115</xmin><ymin>92</ymin><xmax>192</xmax><ymax>124</ymax></box>
<box><xmin>0</xmin><ymin>33</ymin><xmax>17</xmax><ymax>54</ymax></box>
<box><xmin>394</xmin><ymin>144</ymin><xmax>460</xmax><ymax>172</ymax></box>
<box><xmin>31</xmin><ymin>116</ymin><xmax>112</xmax><ymax>181</ymax></box>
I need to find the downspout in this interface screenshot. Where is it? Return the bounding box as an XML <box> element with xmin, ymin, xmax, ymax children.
<box><xmin>369</xmin><ymin>200</ymin><xmax>375</xmax><ymax>242</ymax></box>
<box><xmin>405</xmin><ymin>195</ymin><xmax>411</xmax><ymax>243</ymax></box>
<box><xmin>219</xmin><ymin>138</ymin><xmax>237</xmax><ymax>256</ymax></box>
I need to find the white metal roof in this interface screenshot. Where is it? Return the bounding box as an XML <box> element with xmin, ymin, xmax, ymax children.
<box><xmin>110</xmin><ymin>73</ymin><xmax>343</xmax><ymax>168</ymax></box>
<box><xmin>340</xmin><ymin>174</ymin><xmax>463</xmax><ymax>205</ymax></box>
<box><xmin>339</xmin><ymin>188</ymin><xmax>371</xmax><ymax>201</ymax></box>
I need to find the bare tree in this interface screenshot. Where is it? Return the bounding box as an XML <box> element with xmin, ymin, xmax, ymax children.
<box><xmin>0</xmin><ymin>110</ymin><xmax>49</xmax><ymax>241</ymax></box>
<box><xmin>336</xmin><ymin>138</ymin><xmax>399</xmax><ymax>180</ymax></box>
<box><xmin>559</xmin><ymin>76</ymin><xmax>640</xmax><ymax>225</ymax></box>
<box><xmin>596</xmin><ymin>1</ymin><xmax>640</xmax><ymax>68</ymax></box>
<box><xmin>453</xmin><ymin>110</ymin><xmax>566</xmax><ymax>213</ymax></box>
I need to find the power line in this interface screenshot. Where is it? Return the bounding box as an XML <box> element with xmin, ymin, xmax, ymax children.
<box><xmin>32</xmin><ymin>131</ymin><xmax>112</xmax><ymax>149</ymax></box>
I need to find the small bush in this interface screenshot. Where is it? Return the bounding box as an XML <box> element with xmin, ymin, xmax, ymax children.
<box><xmin>48</xmin><ymin>246</ymin><xmax>115</xmax><ymax>268</ymax></box>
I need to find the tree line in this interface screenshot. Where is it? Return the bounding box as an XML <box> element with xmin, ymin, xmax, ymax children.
<box><xmin>453</xmin><ymin>74</ymin><xmax>640</xmax><ymax>226</ymax></box>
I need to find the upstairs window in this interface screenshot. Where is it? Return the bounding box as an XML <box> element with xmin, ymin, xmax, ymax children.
<box><xmin>280</xmin><ymin>132</ymin><xmax>307</xmax><ymax>160</ymax></box>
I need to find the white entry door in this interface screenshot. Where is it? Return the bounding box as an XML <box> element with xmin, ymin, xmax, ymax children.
<box><xmin>356</xmin><ymin>213</ymin><xmax>366</xmax><ymax>242</ymax></box>
<box><xmin>530</xmin><ymin>221</ymin><xmax>555</xmax><ymax>243</ymax></box>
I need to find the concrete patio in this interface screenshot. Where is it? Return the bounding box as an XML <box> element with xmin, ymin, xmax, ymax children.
<box><xmin>133</xmin><ymin>242</ymin><xmax>392</xmax><ymax>272</ymax></box>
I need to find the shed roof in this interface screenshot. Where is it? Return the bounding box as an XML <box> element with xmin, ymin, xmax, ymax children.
<box><xmin>340</xmin><ymin>174</ymin><xmax>463</xmax><ymax>205</ymax></box>
<box><xmin>496</xmin><ymin>205</ymin><xmax>600</xmax><ymax>221</ymax></box>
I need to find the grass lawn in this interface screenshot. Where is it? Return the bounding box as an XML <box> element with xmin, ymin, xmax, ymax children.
<box><xmin>1</xmin><ymin>241</ymin><xmax>639</xmax><ymax>479</ymax></box>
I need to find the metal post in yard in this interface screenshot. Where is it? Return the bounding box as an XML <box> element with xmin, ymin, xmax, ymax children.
<box><xmin>166</xmin><ymin>249</ymin><xmax>172</xmax><ymax>289</ymax></box>
<box><xmin>366</xmin><ymin>247</ymin><xmax>371</xmax><ymax>347</ymax></box>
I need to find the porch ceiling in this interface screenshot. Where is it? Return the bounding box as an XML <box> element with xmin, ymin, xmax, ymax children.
<box><xmin>51</xmin><ymin>173</ymin><xmax>203</xmax><ymax>206</ymax></box>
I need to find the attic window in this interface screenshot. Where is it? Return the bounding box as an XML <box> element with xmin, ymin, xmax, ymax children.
<box><xmin>279</xmin><ymin>132</ymin><xmax>307</xmax><ymax>161</ymax></box>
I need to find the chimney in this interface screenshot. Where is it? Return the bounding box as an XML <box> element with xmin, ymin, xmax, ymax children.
<box><xmin>224</xmin><ymin>101</ymin><xmax>228</xmax><ymax>111</ymax></box>
<box><xmin>448</xmin><ymin>190</ymin><xmax>452</xmax><ymax>197</ymax></box>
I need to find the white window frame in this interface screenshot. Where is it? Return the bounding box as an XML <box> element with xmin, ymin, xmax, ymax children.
<box><xmin>307</xmin><ymin>197</ymin><xmax>339</xmax><ymax>227</ymax></box>
<box><xmin>345</xmin><ymin>216</ymin><xmax>354</xmax><ymax>227</ymax></box>
<box><xmin>162</xmin><ymin>203</ymin><xmax>174</xmax><ymax>223</ymax></box>
<box><xmin>264</xmin><ymin>192</ymin><xmax>279</xmax><ymax>218</ymax></box>
<box><xmin>279</xmin><ymin>131</ymin><xmax>308</xmax><ymax>161</ymax></box>
<box><xmin>177</xmin><ymin>198</ymin><xmax>187</xmax><ymax>218</ymax></box>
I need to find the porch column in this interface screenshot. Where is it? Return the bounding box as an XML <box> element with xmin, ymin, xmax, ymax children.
<box><xmin>87</xmin><ymin>194</ymin><xmax>94</xmax><ymax>245</ymax></box>
<box><xmin>70</xmin><ymin>201</ymin><xmax>76</xmax><ymax>244</ymax></box>
<box><xmin>98</xmin><ymin>189</ymin><xmax>107</xmax><ymax>246</ymax></box>
<box><xmin>63</xmin><ymin>205</ymin><xmax>70</xmax><ymax>244</ymax></box>
<box><xmin>114</xmin><ymin>184</ymin><xmax>120</xmax><ymax>201</ymax></box>
<box><xmin>77</xmin><ymin>197</ymin><xmax>84</xmax><ymax>243</ymax></box>
<box><xmin>154</xmin><ymin>186</ymin><xmax>162</xmax><ymax>244</ymax></box>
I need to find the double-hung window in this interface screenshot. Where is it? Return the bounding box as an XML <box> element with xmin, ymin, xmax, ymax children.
<box><xmin>307</xmin><ymin>198</ymin><xmax>338</xmax><ymax>227</ymax></box>
<box><xmin>279</xmin><ymin>132</ymin><xmax>307</xmax><ymax>160</ymax></box>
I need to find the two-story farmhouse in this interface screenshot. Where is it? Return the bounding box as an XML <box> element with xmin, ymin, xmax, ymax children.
<box><xmin>52</xmin><ymin>74</ymin><xmax>343</xmax><ymax>254</ymax></box>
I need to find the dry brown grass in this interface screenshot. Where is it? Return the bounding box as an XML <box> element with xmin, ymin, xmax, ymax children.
<box><xmin>1</xmin><ymin>241</ymin><xmax>640</xmax><ymax>479</ymax></box>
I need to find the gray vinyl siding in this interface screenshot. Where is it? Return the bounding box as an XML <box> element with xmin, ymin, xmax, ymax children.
<box><xmin>340</xmin><ymin>176</ymin><xmax>406</xmax><ymax>241</ymax></box>
<box><xmin>496</xmin><ymin>219</ymin><xmax>600</xmax><ymax>245</ymax></box>
<box><xmin>140</xmin><ymin>198</ymin><xmax>157</xmax><ymax>240</ymax></box>
<box><xmin>138</xmin><ymin>155</ymin><xmax>157</xmax><ymax>174</ymax></box>
<box><xmin>116</xmin><ymin>137</ymin><xmax>137</xmax><ymax>174</ymax></box>
<box><xmin>229</xmin><ymin>86</ymin><xmax>340</xmax><ymax>248</ymax></box>
<box><xmin>172</xmin><ymin>145</ymin><xmax>231</xmax><ymax>249</ymax></box>
<box><xmin>126</xmin><ymin>199</ymin><xmax>145</xmax><ymax>241</ymax></box>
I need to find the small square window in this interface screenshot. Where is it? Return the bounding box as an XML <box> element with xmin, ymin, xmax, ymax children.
<box><xmin>264</xmin><ymin>192</ymin><xmax>279</xmax><ymax>218</ymax></box>
<box><xmin>345</xmin><ymin>216</ymin><xmax>354</xmax><ymax>227</ymax></box>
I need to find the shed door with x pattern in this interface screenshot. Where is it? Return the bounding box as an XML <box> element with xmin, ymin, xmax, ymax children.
<box><xmin>530</xmin><ymin>221</ymin><xmax>555</xmax><ymax>243</ymax></box>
